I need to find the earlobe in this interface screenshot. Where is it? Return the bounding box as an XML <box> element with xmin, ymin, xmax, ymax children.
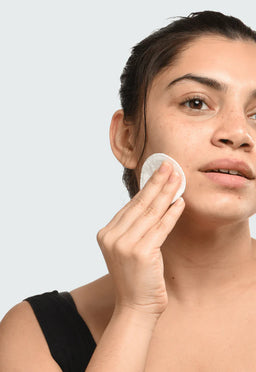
<box><xmin>109</xmin><ymin>109</ymin><xmax>139</xmax><ymax>169</ymax></box>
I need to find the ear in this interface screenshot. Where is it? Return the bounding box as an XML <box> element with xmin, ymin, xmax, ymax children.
<box><xmin>109</xmin><ymin>109</ymin><xmax>140</xmax><ymax>169</ymax></box>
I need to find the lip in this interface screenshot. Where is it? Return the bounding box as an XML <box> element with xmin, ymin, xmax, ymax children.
<box><xmin>199</xmin><ymin>158</ymin><xmax>255</xmax><ymax>180</ymax></box>
<box><xmin>202</xmin><ymin>171</ymin><xmax>249</xmax><ymax>188</ymax></box>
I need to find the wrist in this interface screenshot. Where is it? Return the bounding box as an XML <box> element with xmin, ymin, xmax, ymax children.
<box><xmin>112</xmin><ymin>305</ymin><xmax>160</xmax><ymax>331</ymax></box>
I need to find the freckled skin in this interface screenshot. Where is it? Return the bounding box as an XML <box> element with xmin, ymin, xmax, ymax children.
<box><xmin>111</xmin><ymin>34</ymin><xmax>256</xmax><ymax>308</ymax></box>
<box><xmin>68</xmin><ymin>35</ymin><xmax>256</xmax><ymax>371</ymax></box>
<box><xmin>139</xmin><ymin>35</ymin><xmax>256</xmax><ymax>226</ymax></box>
<box><xmin>79</xmin><ymin>34</ymin><xmax>256</xmax><ymax>370</ymax></box>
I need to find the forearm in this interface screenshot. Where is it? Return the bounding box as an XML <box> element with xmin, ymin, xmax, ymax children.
<box><xmin>85</xmin><ymin>307</ymin><xmax>158</xmax><ymax>372</ymax></box>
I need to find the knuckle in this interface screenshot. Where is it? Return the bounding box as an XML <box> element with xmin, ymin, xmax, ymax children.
<box><xmin>155</xmin><ymin>219</ymin><xmax>166</xmax><ymax>231</ymax></box>
<box><xmin>131</xmin><ymin>246</ymin><xmax>148</xmax><ymax>261</ymax></box>
<box><xmin>132</xmin><ymin>194</ymin><xmax>145</xmax><ymax>210</ymax></box>
<box><xmin>96</xmin><ymin>228</ymin><xmax>104</xmax><ymax>243</ymax></box>
<box><xmin>100</xmin><ymin>231</ymin><xmax>113</xmax><ymax>249</ymax></box>
<box><xmin>130</xmin><ymin>250</ymin><xmax>142</xmax><ymax>262</ymax></box>
<box><xmin>160</xmin><ymin>185</ymin><xmax>172</xmax><ymax>195</ymax></box>
<box><xmin>113</xmin><ymin>237</ymin><xmax>126</xmax><ymax>253</ymax></box>
<box><xmin>144</xmin><ymin>205</ymin><xmax>158</xmax><ymax>217</ymax></box>
<box><xmin>149</xmin><ymin>171</ymin><xmax>162</xmax><ymax>186</ymax></box>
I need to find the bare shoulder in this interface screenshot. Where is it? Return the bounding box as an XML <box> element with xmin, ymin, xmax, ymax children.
<box><xmin>0</xmin><ymin>301</ymin><xmax>61</xmax><ymax>371</ymax></box>
<box><xmin>0</xmin><ymin>275</ymin><xmax>115</xmax><ymax>370</ymax></box>
<box><xmin>70</xmin><ymin>274</ymin><xmax>115</xmax><ymax>343</ymax></box>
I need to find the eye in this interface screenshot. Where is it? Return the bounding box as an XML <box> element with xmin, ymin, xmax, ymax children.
<box><xmin>249</xmin><ymin>113</ymin><xmax>256</xmax><ymax>120</ymax></box>
<box><xmin>181</xmin><ymin>96</ymin><xmax>209</xmax><ymax>111</ymax></box>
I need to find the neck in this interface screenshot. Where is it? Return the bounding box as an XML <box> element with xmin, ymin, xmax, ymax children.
<box><xmin>162</xmin><ymin>213</ymin><xmax>256</xmax><ymax>309</ymax></box>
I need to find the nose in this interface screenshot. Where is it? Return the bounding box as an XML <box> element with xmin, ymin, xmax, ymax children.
<box><xmin>211</xmin><ymin>110</ymin><xmax>256</xmax><ymax>152</ymax></box>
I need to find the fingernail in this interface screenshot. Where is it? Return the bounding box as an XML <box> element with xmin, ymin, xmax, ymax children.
<box><xmin>176</xmin><ymin>197</ymin><xmax>184</xmax><ymax>205</ymax></box>
<box><xmin>158</xmin><ymin>161</ymin><xmax>170</xmax><ymax>173</ymax></box>
<box><xmin>168</xmin><ymin>171</ymin><xmax>179</xmax><ymax>182</ymax></box>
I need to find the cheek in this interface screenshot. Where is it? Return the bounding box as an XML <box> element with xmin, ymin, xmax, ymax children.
<box><xmin>145</xmin><ymin>113</ymin><xmax>208</xmax><ymax>166</ymax></box>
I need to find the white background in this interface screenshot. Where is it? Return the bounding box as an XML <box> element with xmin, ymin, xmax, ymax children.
<box><xmin>1</xmin><ymin>0</ymin><xmax>256</xmax><ymax>320</ymax></box>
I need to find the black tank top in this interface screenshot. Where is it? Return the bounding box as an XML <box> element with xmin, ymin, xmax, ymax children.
<box><xmin>24</xmin><ymin>290</ymin><xmax>96</xmax><ymax>371</ymax></box>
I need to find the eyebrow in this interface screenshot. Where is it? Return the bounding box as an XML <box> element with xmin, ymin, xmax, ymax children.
<box><xmin>167</xmin><ymin>73</ymin><xmax>227</xmax><ymax>92</ymax></box>
<box><xmin>166</xmin><ymin>73</ymin><xmax>256</xmax><ymax>101</ymax></box>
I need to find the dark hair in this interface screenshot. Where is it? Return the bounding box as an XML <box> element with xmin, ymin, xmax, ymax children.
<box><xmin>119</xmin><ymin>10</ymin><xmax>256</xmax><ymax>199</ymax></box>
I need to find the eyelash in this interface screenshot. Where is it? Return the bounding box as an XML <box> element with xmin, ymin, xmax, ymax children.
<box><xmin>180</xmin><ymin>95</ymin><xmax>209</xmax><ymax>110</ymax></box>
<box><xmin>179</xmin><ymin>96</ymin><xmax>256</xmax><ymax>120</ymax></box>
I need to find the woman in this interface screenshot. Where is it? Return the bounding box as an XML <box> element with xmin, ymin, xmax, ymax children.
<box><xmin>1</xmin><ymin>10</ymin><xmax>256</xmax><ymax>371</ymax></box>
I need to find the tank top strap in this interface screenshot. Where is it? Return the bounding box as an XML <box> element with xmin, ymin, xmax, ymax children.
<box><xmin>24</xmin><ymin>290</ymin><xmax>96</xmax><ymax>371</ymax></box>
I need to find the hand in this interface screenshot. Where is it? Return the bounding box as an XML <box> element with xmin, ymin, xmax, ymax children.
<box><xmin>97</xmin><ymin>161</ymin><xmax>185</xmax><ymax>317</ymax></box>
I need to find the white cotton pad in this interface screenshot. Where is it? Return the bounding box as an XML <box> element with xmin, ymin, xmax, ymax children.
<box><xmin>140</xmin><ymin>153</ymin><xmax>186</xmax><ymax>204</ymax></box>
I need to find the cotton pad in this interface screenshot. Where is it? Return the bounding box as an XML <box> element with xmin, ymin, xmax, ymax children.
<box><xmin>140</xmin><ymin>153</ymin><xmax>186</xmax><ymax>204</ymax></box>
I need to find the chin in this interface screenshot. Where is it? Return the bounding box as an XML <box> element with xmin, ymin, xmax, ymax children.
<box><xmin>183</xmin><ymin>194</ymin><xmax>254</xmax><ymax>226</ymax></box>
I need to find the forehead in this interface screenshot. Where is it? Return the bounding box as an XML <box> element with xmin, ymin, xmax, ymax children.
<box><xmin>179</xmin><ymin>35</ymin><xmax>256</xmax><ymax>67</ymax></box>
<box><xmin>151</xmin><ymin>35</ymin><xmax>256</xmax><ymax>91</ymax></box>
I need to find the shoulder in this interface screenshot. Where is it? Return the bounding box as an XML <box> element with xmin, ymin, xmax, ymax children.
<box><xmin>0</xmin><ymin>274</ymin><xmax>115</xmax><ymax>370</ymax></box>
<box><xmin>70</xmin><ymin>274</ymin><xmax>115</xmax><ymax>343</ymax></box>
<box><xmin>0</xmin><ymin>301</ymin><xmax>61</xmax><ymax>371</ymax></box>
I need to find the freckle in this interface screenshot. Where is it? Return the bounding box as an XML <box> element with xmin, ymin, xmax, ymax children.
<box><xmin>172</xmin><ymin>276</ymin><xmax>175</xmax><ymax>280</ymax></box>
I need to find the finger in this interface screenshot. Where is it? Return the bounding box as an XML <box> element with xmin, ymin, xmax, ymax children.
<box><xmin>102</xmin><ymin>161</ymin><xmax>174</xmax><ymax>231</ymax></box>
<box><xmin>139</xmin><ymin>197</ymin><xmax>185</xmax><ymax>249</ymax></box>
<box><xmin>114</xmin><ymin>170</ymin><xmax>182</xmax><ymax>243</ymax></box>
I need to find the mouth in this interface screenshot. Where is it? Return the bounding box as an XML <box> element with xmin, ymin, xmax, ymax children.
<box><xmin>199</xmin><ymin>158</ymin><xmax>255</xmax><ymax>181</ymax></box>
<box><xmin>201</xmin><ymin>170</ymin><xmax>250</xmax><ymax>187</ymax></box>
<box><xmin>203</xmin><ymin>170</ymin><xmax>247</xmax><ymax>179</ymax></box>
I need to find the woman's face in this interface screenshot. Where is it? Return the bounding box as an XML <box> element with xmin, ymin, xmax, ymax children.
<box><xmin>141</xmin><ymin>35</ymin><xmax>256</xmax><ymax>224</ymax></box>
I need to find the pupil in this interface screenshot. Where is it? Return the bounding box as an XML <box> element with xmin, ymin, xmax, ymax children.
<box><xmin>190</xmin><ymin>99</ymin><xmax>202</xmax><ymax>109</ymax></box>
